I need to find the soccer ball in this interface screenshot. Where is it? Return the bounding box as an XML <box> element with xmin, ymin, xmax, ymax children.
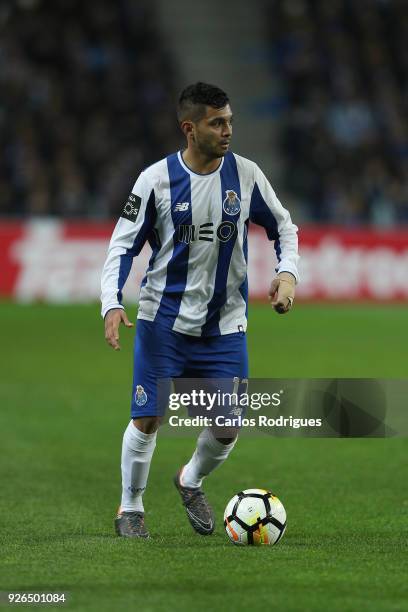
<box><xmin>224</xmin><ymin>488</ymin><xmax>287</xmax><ymax>546</ymax></box>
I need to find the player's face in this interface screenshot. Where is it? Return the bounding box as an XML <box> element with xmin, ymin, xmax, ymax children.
<box><xmin>193</xmin><ymin>105</ymin><xmax>233</xmax><ymax>159</ymax></box>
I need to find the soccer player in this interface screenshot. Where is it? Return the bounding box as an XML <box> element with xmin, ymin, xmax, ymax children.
<box><xmin>101</xmin><ymin>82</ymin><xmax>299</xmax><ymax>538</ymax></box>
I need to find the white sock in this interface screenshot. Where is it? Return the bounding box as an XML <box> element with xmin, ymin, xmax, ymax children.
<box><xmin>120</xmin><ymin>421</ymin><xmax>157</xmax><ymax>513</ymax></box>
<box><xmin>180</xmin><ymin>428</ymin><xmax>237</xmax><ymax>488</ymax></box>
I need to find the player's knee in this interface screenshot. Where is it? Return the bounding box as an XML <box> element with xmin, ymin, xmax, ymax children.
<box><xmin>132</xmin><ymin>416</ymin><xmax>161</xmax><ymax>434</ymax></box>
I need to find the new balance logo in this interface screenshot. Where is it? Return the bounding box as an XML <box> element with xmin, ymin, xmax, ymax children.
<box><xmin>174</xmin><ymin>202</ymin><xmax>190</xmax><ymax>212</ymax></box>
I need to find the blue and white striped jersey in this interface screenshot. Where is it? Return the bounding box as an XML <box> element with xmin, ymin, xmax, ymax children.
<box><xmin>101</xmin><ymin>150</ymin><xmax>299</xmax><ymax>337</ymax></box>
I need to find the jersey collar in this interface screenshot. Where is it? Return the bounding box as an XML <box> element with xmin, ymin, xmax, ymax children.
<box><xmin>177</xmin><ymin>150</ymin><xmax>225</xmax><ymax>177</ymax></box>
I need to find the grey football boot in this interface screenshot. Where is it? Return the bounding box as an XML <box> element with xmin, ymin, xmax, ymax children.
<box><xmin>173</xmin><ymin>469</ymin><xmax>215</xmax><ymax>535</ymax></box>
<box><xmin>114</xmin><ymin>509</ymin><xmax>149</xmax><ymax>538</ymax></box>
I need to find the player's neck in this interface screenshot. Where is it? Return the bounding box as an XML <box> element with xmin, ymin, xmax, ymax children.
<box><xmin>182</xmin><ymin>148</ymin><xmax>222</xmax><ymax>175</ymax></box>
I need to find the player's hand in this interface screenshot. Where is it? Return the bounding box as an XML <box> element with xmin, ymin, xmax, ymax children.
<box><xmin>268</xmin><ymin>272</ymin><xmax>296</xmax><ymax>315</ymax></box>
<box><xmin>104</xmin><ymin>308</ymin><xmax>134</xmax><ymax>350</ymax></box>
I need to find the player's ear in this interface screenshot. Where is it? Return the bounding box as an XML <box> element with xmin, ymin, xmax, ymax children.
<box><xmin>180</xmin><ymin>120</ymin><xmax>194</xmax><ymax>139</ymax></box>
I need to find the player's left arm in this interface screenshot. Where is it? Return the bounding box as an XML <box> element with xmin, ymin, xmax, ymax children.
<box><xmin>249</xmin><ymin>164</ymin><xmax>299</xmax><ymax>314</ymax></box>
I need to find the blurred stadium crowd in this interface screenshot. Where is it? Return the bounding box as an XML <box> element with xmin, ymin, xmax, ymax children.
<box><xmin>0</xmin><ymin>0</ymin><xmax>180</xmax><ymax>218</ymax></box>
<box><xmin>269</xmin><ymin>0</ymin><xmax>408</xmax><ymax>225</ymax></box>
<box><xmin>1</xmin><ymin>0</ymin><xmax>407</xmax><ymax>225</ymax></box>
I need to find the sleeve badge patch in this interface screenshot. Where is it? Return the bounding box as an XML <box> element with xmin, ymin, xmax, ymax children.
<box><xmin>121</xmin><ymin>193</ymin><xmax>142</xmax><ymax>222</ymax></box>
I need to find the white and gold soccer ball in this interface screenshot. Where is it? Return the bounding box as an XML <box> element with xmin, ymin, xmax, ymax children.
<box><xmin>224</xmin><ymin>488</ymin><xmax>287</xmax><ymax>546</ymax></box>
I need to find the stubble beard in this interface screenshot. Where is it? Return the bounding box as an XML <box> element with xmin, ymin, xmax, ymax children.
<box><xmin>200</xmin><ymin>140</ymin><xmax>226</xmax><ymax>160</ymax></box>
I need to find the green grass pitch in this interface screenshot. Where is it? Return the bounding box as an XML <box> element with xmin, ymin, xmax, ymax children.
<box><xmin>0</xmin><ymin>302</ymin><xmax>407</xmax><ymax>611</ymax></box>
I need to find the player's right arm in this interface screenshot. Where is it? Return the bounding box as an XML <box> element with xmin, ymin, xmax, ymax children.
<box><xmin>101</xmin><ymin>171</ymin><xmax>156</xmax><ymax>350</ymax></box>
<box><xmin>104</xmin><ymin>308</ymin><xmax>134</xmax><ymax>351</ymax></box>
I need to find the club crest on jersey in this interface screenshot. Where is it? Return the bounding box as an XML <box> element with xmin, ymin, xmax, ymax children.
<box><xmin>135</xmin><ymin>385</ymin><xmax>148</xmax><ymax>406</ymax></box>
<box><xmin>223</xmin><ymin>190</ymin><xmax>241</xmax><ymax>215</ymax></box>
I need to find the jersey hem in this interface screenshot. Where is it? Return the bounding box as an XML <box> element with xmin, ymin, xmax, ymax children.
<box><xmin>137</xmin><ymin>313</ymin><xmax>247</xmax><ymax>337</ymax></box>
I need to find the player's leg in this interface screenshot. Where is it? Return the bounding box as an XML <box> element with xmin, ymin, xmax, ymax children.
<box><xmin>174</xmin><ymin>331</ymin><xmax>248</xmax><ymax>535</ymax></box>
<box><xmin>179</xmin><ymin>427</ymin><xmax>238</xmax><ymax>489</ymax></box>
<box><xmin>181</xmin><ymin>331</ymin><xmax>247</xmax><ymax>485</ymax></box>
<box><xmin>116</xmin><ymin>416</ymin><xmax>159</xmax><ymax>538</ymax></box>
<box><xmin>121</xmin><ymin>416</ymin><xmax>161</xmax><ymax>515</ymax></box>
<box><xmin>121</xmin><ymin>414</ymin><xmax>161</xmax><ymax>517</ymax></box>
<box><xmin>116</xmin><ymin>320</ymin><xmax>184</xmax><ymax>538</ymax></box>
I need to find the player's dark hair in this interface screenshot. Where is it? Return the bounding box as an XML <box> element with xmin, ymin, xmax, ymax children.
<box><xmin>177</xmin><ymin>82</ymin><xmax>229</xmax><ymax>123</ymax></box>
